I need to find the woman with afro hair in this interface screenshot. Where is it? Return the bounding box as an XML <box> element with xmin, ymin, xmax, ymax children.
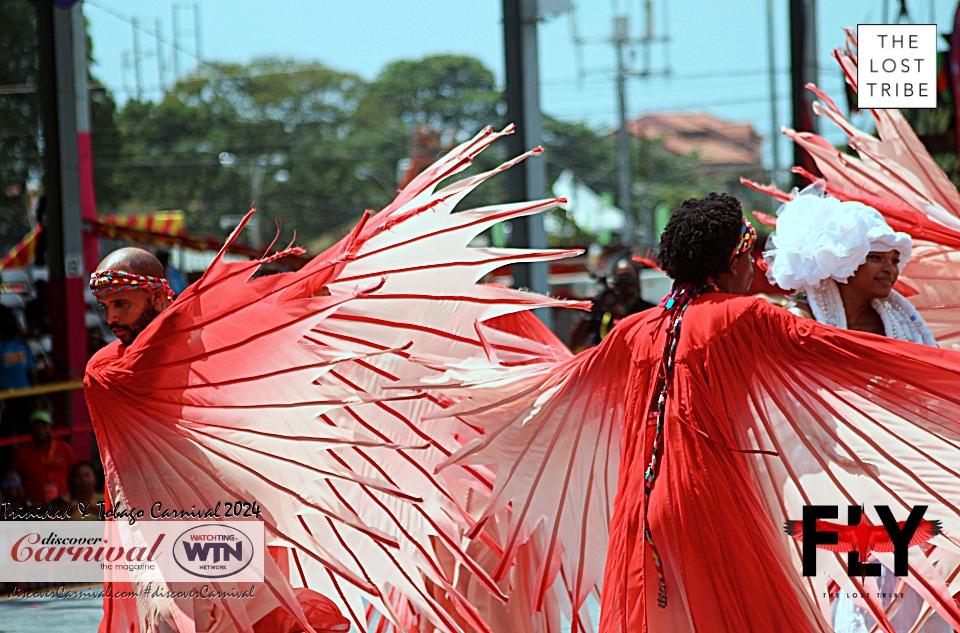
<box><xmin>437</xmin><ymin>191</ymin><xmax>960</xmax><ymax>631</ymax></box>
<box><xmin>655</xmin><ymin>191</ymin><xmax>755</xmax><ymax>294</ymax></box>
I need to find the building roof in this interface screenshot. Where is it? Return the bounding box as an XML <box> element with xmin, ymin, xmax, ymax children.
<box><xmin>627</xmin><ymin>112</ymin><xmax>761</xmax><ymax>166</ymax></box>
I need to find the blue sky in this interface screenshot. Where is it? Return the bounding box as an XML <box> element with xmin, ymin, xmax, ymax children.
<box><xmin>84</xmin><ymin>0</ymin><xmax>958</xmax><ymax>178</ymax></box>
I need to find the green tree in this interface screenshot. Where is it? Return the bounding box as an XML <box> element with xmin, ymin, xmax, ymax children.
<box><xmin>540</xmin><ymin>116</ymin><xmax>727</xmax><ymax>247</ymax></box>
<box><xmin>0</xmin><ymin>0</ymin><xmax>41</xmax><ymax>235</ymax></box>
<box><xmin>543</xmin><ymin>117</ymin><xmax>618</xmax><ymax>193</ymax></box>
<box><xmin>356</xmin><ymin>55</ymin><xmax>501</xmax><ymax>143</ymax></box>
<box><xmin>0</xmin><ymin>0</ymin><xmax>121</xmax><ymax>241</ymax></box>
<box><xmin>108</xmin><ymin>58</ymin><xmax>374</xmax><ymax>241</ymax></box>
<box><xmin>346</xmin><ymin>54</ymin><xmax>508</xmax><ymax>216</ymax></box>
<box><xmin>108</xmin><ymin>55</ymin><xmax>511</xmax><ymax>246</ymax></box>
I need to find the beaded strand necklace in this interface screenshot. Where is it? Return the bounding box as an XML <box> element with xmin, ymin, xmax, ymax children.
<box><xmin>644</xmin><ymin>279</ymin><xmax>719</xmax><ymax>608</ymax></box>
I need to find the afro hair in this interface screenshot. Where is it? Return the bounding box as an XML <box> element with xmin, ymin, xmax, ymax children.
<box><xmin>656</xmin><ymin>192</ymin><xmax>744</xmax><ymax>285</ymax></box>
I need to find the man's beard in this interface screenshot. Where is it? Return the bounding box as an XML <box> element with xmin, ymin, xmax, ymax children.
<box><xmin>117</xmin><ymin>303</ymin><xmax>160</xmax><ymax>345</ymax></box>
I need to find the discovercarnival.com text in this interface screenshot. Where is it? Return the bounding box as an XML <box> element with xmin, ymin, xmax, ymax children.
<box><xmin>7</xmin><ymin>584</ymin><xmax>257</xmax><ymax>600</ymax></box>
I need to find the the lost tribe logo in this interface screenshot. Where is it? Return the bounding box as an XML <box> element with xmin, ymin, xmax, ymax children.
<box><xmin>784</xmin><ymin>505</ymin><xmax>941</xmax><ymax>580</ymax></box>
<box><xmin>173</xmin><ymin>524</ymin><xmax>255</xmax><ymax>579</ymax></box>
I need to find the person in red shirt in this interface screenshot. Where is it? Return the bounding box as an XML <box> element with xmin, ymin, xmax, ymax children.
<box><xmin>10</xmin><ymin>409</ymin><xmax>75</xmax><ymax>506</ymax></box>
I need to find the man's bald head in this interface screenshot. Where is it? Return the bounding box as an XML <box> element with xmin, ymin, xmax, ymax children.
<box><xmin>94</xmin><ymin>248</ymin><xmax>171</xmax><ymax>346</ymax></box>
<box><xmin>96</xmin><ymin>247</ymin><xmax>164</xmax><ymax>278</ymax></box>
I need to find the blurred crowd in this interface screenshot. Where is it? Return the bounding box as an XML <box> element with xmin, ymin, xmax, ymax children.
<box><xmin>0</xmin><ymin>248</ymin><xmax>187</xmax><ymax>521</ymax></box>
<box><xmin>3</xmin><ymin>425</ymin><xmax>104</xmax><ymax>521</ymax></box>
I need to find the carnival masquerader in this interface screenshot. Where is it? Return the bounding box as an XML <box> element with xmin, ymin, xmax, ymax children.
<box><xmin>766</xmin><ymin>192</ymin><xmax>936</xmax><ymax>344</ymax></box>
<box><xmin>742</xmin><ymin>28</ymin><xmax>960</xmax><ymax>353</ymax></box>
<box><xmin>766</xmin><ymin>193</ymin><xmax>950</xmax><ymax>633</ymax></box>
<box><xmin>81</xmin><ymin>126</ymin><xmax>592</xmax><ymax>633</ymax></box>
<box><xmin>78</xmin><ymin>121</ymin><xmax>960</xmax><ymax>633</ymax></box>
<box><xmin>417</xmin><ymin>191</ymin><xmax>960</xmax><ymax>633</ymax></box>
<box><xmin>86</xmin><ymin>248</ymin><xmax>348</xmax><ymax>633</ymax></box>
<box><xmin>737</xmin><ymin>30</ymin><xmax>960</xmax><ymax>629</ymax></box>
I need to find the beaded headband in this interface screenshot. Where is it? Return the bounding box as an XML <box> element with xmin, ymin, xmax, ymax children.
<box><xmin>89</xmin><ymin>270</ymin><xmax>175</xmax><ymax>301</ymax></box>
<box><xmin>731</xmin><ymin>216</ymin><xmax>757</xmax><ymax>262</ymax></box>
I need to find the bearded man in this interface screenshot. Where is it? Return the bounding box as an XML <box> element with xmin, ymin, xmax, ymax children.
<box><xmin>86</xmin><ymin>248</ymin><xmax>348</xmax><ymax>633</ymax></box>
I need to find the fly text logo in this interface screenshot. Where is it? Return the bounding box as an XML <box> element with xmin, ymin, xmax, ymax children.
<box><xmin>784</xmin><ymin>505</ymin><xmax>941</xmax><ymax>581</ymax></box>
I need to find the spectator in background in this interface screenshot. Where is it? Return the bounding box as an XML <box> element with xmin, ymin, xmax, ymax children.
<box><xmin>33</xmin><ymin>196</ymin><xmax>46</xmax><ymax>267</ymax></box>
<box><xmin>156</xmin><ymin>249</ymin><xmax>186</xmax><ymax>297</ymax></box>
<box><xmin>569</xmin><ymin>259</ymin><xmax>656</xmax><ymax>352</ymax></box>
<box><xmin>0</xmin><ymin>469</ymin><xmax>30</xmax><ymax>517</ymax></box>
<box><xmin>11</xmin><ymin>409</ymin><xmax>74</xmax><ymax>506</ymax></box>
<box><xmin>67</xmin><ymin>461</ymin><xmax>104</xmax><ymax>520</ymax></box>
<box><xmin>87</xmin><ymin>323</ymin><xmax>107</xmax><ymax>359</ymax></box>
<box><xmin>24</xmin><ymin>278</ymin><xmax>49</xmax><ymax>337</ymax></box>
<box><xmin>0</xmin><ymin>305</ymin><xmax>36</xmax><ymax>441</ymax></box>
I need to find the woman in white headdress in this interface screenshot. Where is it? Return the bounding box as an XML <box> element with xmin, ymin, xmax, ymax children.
<box><xmin>766</xmin><ymin>190</ymin><xmax>936</xmax><ymax>345</ymax></box>
<box><xmin>765</xmin><ymin>190</ymin><xmax>947</xmax><ymax>633</ymax></box>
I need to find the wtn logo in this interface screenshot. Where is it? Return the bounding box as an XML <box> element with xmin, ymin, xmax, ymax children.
<box><xmin>181</xmin><ymin>541</ymin><xmax>243</xmax><ymax>564</ymax></box>
<box><xmin>784</xmin><ymin>505</ymin><xmax>941</xmax><ymax>580</ymax></box>
<box><xmin>173</xmin><ymin>524</ymin><xmax>255</xmax><ymax>579</ymax></box>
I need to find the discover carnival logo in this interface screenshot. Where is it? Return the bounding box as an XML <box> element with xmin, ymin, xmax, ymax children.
<box><xmin>173</xmin><ymin>524</ymin><xmax>255</xmax><ymax>579</ymax></box>
<box><xmin>0</xmin><ymin>520</ymin><xmax>264</xmax><ymax>583</ymax></box>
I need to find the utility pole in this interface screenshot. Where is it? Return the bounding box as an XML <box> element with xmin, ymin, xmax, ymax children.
<box><xmin>766</xmin><ymin>0</ymin><xmax>781</xmax><ymax>196</ymax></box>
<box><xmin>36</xmin><ymin>0</ymin><xmax>93</xmax><ymax>461</ymax></box>
<box><xmin>502</xmin><ymin>0</ymin><xmax>551</xmax><ymax>328</ymax></box>
<box><xmin>194</xmin><ymin>3</ymin><xmax>202</xmax><ymax>61</ymax></box>
<box><xmin>789</xmin><ymin>0</ymin><xmax>820</xmax><ymax>187</ymax></box>
<box><xmin>132</xmin><ymin>17</ymin><xmax>143</xmax><ymax>100</ymax></box>
<box><xmin>614</xmin><ymin>15</ymin><xmax>633</xmax><ymax>243</ymax></box>
<box><xmin>572</xmin><ymin>4</ymin><xmax>669</xmax><ymax>250</ymax></box>
<box><xmin>172</xmin><ymin>6</ymin><xmax>180</xmax><ymax>79</ymax></box>
<box><xmin>156</xmin><ymin>19</ymin><xmax>167</xmax><ymax>91</ymax></box>
<box><xmin>173</xmin><ymin>3</ymin><xmax>202</xmax><ymax>81</ymax></box>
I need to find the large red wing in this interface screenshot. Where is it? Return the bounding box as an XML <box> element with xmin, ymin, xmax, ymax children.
<box><xmin>870</xmin><ymin>519</ymin><xmax>943</xmax><ymax>553</ymax></box>
<box><xmin>85</xmin><ymin>125</ymin><xmax>588</xmax><ymax>633</ymax></box>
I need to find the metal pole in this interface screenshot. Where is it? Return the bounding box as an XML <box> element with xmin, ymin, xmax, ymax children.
<box><xmin>789</xmin><ymin>0</ymin><xmax>820</xmax><ymax>188</ymax></box>
<box><xmin>172</xmin><ymin>5</ymin><xmax>180</xmax><ymax>80</ymax></box>
<box><xmin>643</xmin><ymin>0</ymin><xmax>652</xmax><ymax>74</ymax></box>
<box><xmin>614</xmin><ymin>15</ymin><xmax>634</xmax><ymax>245</ymax></box>
<box><xmin>194</xmin><ymin>3</ymin><xmax>202</xmax><ymax>61</ymax></box>
<box><xmin>766</xmin><ymin>0</ymin><xmax>781</xmax><ymax>197</ymax></box>
<box><xmin>37</xmin><ymin>0</ymin><xmax>92</xmax><ymax>461</ymax></box>
<box><xmin>132</xmin><ymin>17</ymin><xmax>143</xmax><ymax>100</ymax></box>
<box><xmin>249</xmin><ymin>156</ymin><xmax>267</xmax><ymax>248</ymax></box>
<box><xmin>156</xmin><ymin>18</ymin><xmax>166</xmax><ymax>92</ymax></box>
<box><xmin>502</xmin><ymin>0</ymin><xmax>551</xmax><ymax>329</ymax></box>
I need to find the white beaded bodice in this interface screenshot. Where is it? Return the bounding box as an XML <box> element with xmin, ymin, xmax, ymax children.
<box><xmin>804</xmin><ymin>279</ymin><xmax>937</xmax><ymax>347</ymax></box>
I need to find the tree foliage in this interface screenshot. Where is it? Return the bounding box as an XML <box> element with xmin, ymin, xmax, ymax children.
<box><xmin>106</xmin><ymin>58</ymin><xmax>374</xmax><ymax>240</ymax></box>
<box><xmin>104</xmin><ymin>55</ymin><xmax>510</xmax><ymax>243</ymax></box>
<box><xmin>0</xmin><ymin>0</ymin><xmax>41</xmax><ymax>234</ymax></box>
<box><xmin>0</xmin><ymin>0</ymin><xmax>120</xmax><ymax>243</ymax></box>
<box><xmin>0</xmin><ymin>10</ymin><xmax>738</xmax><ymax>254</ymax></box>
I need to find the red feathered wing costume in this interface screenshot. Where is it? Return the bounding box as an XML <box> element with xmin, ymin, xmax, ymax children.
<box><xmin>83</xmin><ymin>126</ymin><xmax>587</xmax><ymax>633</ymax></box>
<box><xmin>733</xmin><ymin>30</ymin><xmax>960</xmax><ymax>632</ymax></box>
<box><xmin>425</xmin><ymin>292</ymin><xmax>960</xmax><ymax>633</ymax></box>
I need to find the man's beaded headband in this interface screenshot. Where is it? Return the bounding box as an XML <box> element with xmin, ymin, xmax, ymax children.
<box><xmin>731</xmin><ymin>217</ymin><xmax>757</xmax><ymax>261</ymax></box>
<box><xmin>89</xmin><ymin>270</ymin><xmax>175</xmax><ymax>301</ymax></box>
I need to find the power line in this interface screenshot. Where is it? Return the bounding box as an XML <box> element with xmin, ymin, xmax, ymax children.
<box><xmin>546</xmin><ymin>93</ymin><xmax>798</xmax><ymax>120</ymax></box>
<box><xmin>86</xmin><ymin>0</ymin><xmax>208</xmax><ymax>71</ymax></box>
